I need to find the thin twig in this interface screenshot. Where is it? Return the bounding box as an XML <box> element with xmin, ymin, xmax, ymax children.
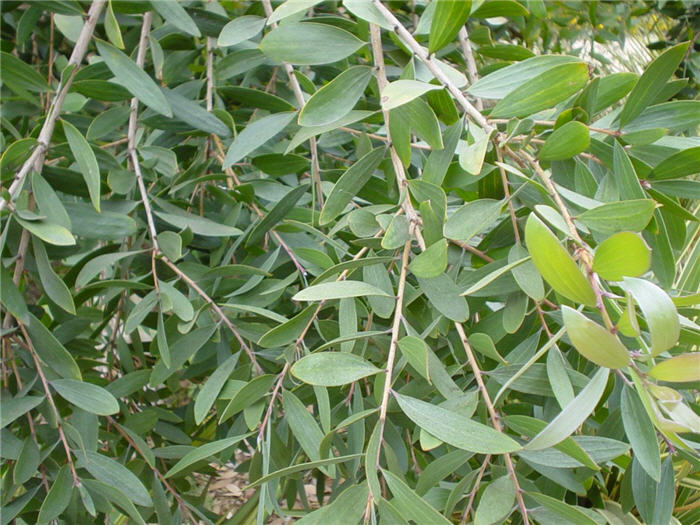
<box><xmin>457</xmin><ymin>27</ymin><xmax>482</xmax><ymax>110</ymax></box>
<box><xmin>257</xmin><ymin>363</ymin><xmax>289</xmax><ymax>442</ymax></box>
<box><xmin>461</xmin><ymin>454</ymin><xmax>491</xmax><ymax>523</ymax></box>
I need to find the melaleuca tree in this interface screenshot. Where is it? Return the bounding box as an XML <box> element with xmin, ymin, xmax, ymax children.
<box><xmin>1</xmin><ymin>1</ymin><xmax>699</xmax><ymax>524</ymax></box>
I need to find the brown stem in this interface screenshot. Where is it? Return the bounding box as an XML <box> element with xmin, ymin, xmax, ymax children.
<box><xmin>461</xmin><ymin>454</ymin><xmax>491</xmax><ymax>523</ymax></box>
<box><xmin>257</xmin><ymin>363</ymin><xmax>289</xmax><ymax>442</ymax></box>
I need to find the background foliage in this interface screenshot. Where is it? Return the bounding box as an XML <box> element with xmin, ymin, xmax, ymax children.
<box><xmin>1</xmin><ymin>1</ymin><xmax>699</xmax><ymax>524</ymax></box>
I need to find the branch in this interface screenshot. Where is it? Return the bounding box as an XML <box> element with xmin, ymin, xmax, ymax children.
<box><xmin>1</xmin><ymin>0</ymin><xmax>106</xmax><ymax>212</ymax></box>
<box><xmin>457</xmin><ymin>27</ymin><xmax>482</xmax><ymax>110</ymax></box>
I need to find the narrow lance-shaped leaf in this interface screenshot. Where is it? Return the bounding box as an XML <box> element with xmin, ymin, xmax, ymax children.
<box><xmin>293</xmin><ymin>280</ymin><xmax>392</xmax><ymax>302</ymax></box>
<box><xmin>538</xmin><ymin>121</ymin><xmax>590</xmax><ymax>161</ymax></box>
<box><xmin>621</xmin><ymin>387</ymin><xmax>661</xmax><ymax>482</ymax></box>
<box><xmin>623</xmin><ymin>277</ymin><xmax>680</xmax><ymax>356</ymax></box>
<box><xmin>428</xmin><ymin>0</ymin><xmax>472</xmax><ymax>54</ymax></box>
<box><xmin>223</xmin><ymin>112</ymin><xmax>296</xmax><ymax>168</ymax></box>
<box><xmin>62</xmin><ymin>119</ymin><xmax>101</xmax><ymax>212</ymax></box>
<box><xmin>291</xmin><ymin>353</ymin><xmax>382</xmax><ymax>386</ymax></box>
<box><xmin>299</xmin><ymin>66</ymin><xmax>373</xmax><ymax>127</ymax></box>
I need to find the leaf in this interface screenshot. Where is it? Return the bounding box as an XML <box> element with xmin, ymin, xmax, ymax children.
<box><xmin>247</xmin><ymin>184</ymin><xmax>309</xmax><ymax>245</ymax></box>
<box><xmin>621</xmin><ymin>387</ymin><xmax>660</xmax><ymax>482</ymax></box>
<box><xmin>223</xmin><ymin>112</ymin><xmax>296</xmax><ymax>168</ymax></box>
<box><xmin>259</xmin><ymin>22</ymin><xmax>365</xmax><ymax>65</ymax></box>
<box><xmin>474</xmin><ymin>476</ymin><xmax>515</xmax><ymax>525</ymax></box>
<box><xmin>525</xmin><ymin>367</ymin><xmax>609</xmax><ymax>450</ymax></box>
<box><xmin>96</xmin><ymin>39</ymin><xmax>172</xmax><ymax>117</ymax></box>
<box><xmin>380</xmin><ymin>80</ymin><xmax>442</xmax><ymax>111</ymax></box>
<box><xmin>490</xmin><ymin>63</ymin><xmax>589</xmax><ymax>118</ymax></box>
<box><xmin>81</xmin><ymin>451</ymin><xmax>152</xmax><ymax>506</ymax></box>
<box><xmin>562</xmin><ymin>306</ymin><xmax>630</xmax><ymax>368</ymax></box>
<box><xmin>299</xmin><ymin>66</ymin><xmax>373</xmax><ymax>127</ymax></box>
<box><xmin>381</xmin><ymin>215</ymin><xmax>410</xmax><ymax>249</ymax></box>
<box><xmin>31</xmin><ymin>172</ymin><xmax>71</xmax><ymax>229</ymax></box>
<box><xmin>291</xmin><ymin>352</ymin><xmax>381</xmax><ymax>386</ymax></box>
<box><xmin>282</xmin><ymin>390</ymin><xmax>324</xmax><ymax>461</ymax></box>
<box><xmin>468</xmin><ymin>55</ymin><xmax>582</xmax><ymax>99</ymax></box>
<box><xmin>622</xmin><ymin>277</ymin><xmax>679</xmax><ymax>356</ymax></box>
<box><xmin>165</xmin><ymin>434</ymin><xmax>248</xmax><ymax>478</ymax></box>
<box><xmin>26</xmin><ymin>314</ymin><xmax>81</xmax><ymax>380</ymax></box>
<box><xmin>593</xmin><ymin>232</ymin><xmax>651</xmax><ymax>281</ymax></box>
<box><xmin>31</xmin><ymin>237</ymin><xmax>76</xmax><ymax>314</ymax></box>
<box><xmin>293</xmin><ymin>280</ymin><xmax>392</xmax><ymax>301</ymax></box>
<box><xmin>51</xmin><ymin>379</ymin><xmax>119</xmax><ymax>416</ymax></box>
<box><xmin>268</xmin><ymin>0</ymin><xmax>323</xmax><ymax>24</ymax></box>
<box><xmin>153</xmin><ymin>210</ymin><xmax>242</xmax><ymax>237</ymax></box>
<box><xmin>528</xmin><ymin>492</ymin><xmax>598</xmax><ymax>525</ymax></box>
<box><xmin>0</xmin><ymin>265</ymin><xmax>29</xmax><ymax>324</ymax></box>
<box><xmin>444</xmin><ymin>199</ymin><xmax>503</xmax><ymax>242</ymax></box>
<box><xmin>296</xmin><ymin>484</ymin><xmax>368</xmax><ymax>525</ymax></box>
<box><xmin>217</xmin><ymin>16</ymin><xmax>266</xmax><ymax>47</ymax></box>
<box><xmin>63</xmin><ymin>202</ymin><xmax>138</xmax><ymax>241</ymax></box>
<box><xmin>525</xmin><ymin>214</ymin><xmax>596</xmax><ymax>307</ymax></box>
<box><xmin>648</xmin><ymin>353</ymin><xmax>700</xmax><ymax>383</ymax></box>
<box><xmin>163</xmin><ymin>89</ymin><xmax>231</xmax><ymax>137</ymax></box>
<box><xmin>382</xmin><ymin>470</ymin><xmax>453</xmax><ymax>525</ymax></box>
<box><xmin>0</xmin><ymin>51</ymin><xmax>49</xmax><ymax>92</ymax></box>
<box><xmin>538</xmin><ymin>121</ymin><xmax>590</xmax><ymax>161</ymax></box>
<box><xmin>37</xmin><ymin>466</ymin><xmax>73</xmax><ymax>523</ymax></box>
<box><xmin>648</xmin><ymin>146</ymin><xmax>700</xmax><ymax>180</ymax></box>
<box><xmin>104</xmin><ymin>0</ymin><xmax>124</xmax><ymax>49</ymax></box>
<box><xmin>219</xmin><ymin>375</ymin><xmax>276</xmax><ymax>422</ymax></box>
<box><xmin>151</xmin><ymin>0</ymin><xmax>201</xmax><ymax>37</ymax></box>
<box><xmin>457</xmin><ymin>125</ymin><xmax>491</xmax><ymax>175</ymax></box>
<box><xmin>247</xmin><ymin>454</ymin><xmax>362</xmax><ymax>489</ymax></box>
<box><xmin>428</xmin><ymin>0</ymin><xmax>472</xmax><ymax>53</ymax></box>
<box><xmin>0</xmin><ymin>395</ymin><xmax>44</xmax><ymax>429</ymax></box>
<box><xmin>461</xmin><ymin>256</ymin><xmax>529</xmax><ymax>296</ymax></box>
<box><xmin>509</xmin><ymin>244</ymin><xmax>545</xmax><ymax>301</ymax></box>
<box><xmin>393</xmin><ymin>392</ymin><xmax>521</xmax><ymax>454</ymax></box>
<box><xmin>417</xmin><ymin>273</ymin><xmax>469</xmax><ymax>322</ymax></box>
<box><xmin>61</xmin><ymin>119</ymin><xmax>101</xmax><ymax>212</ymax></box>
<box><xmin>578</xmin><ymin>199</ymin><xmax>655</xmax><ymax>234</ymax></box>
<box><xmin>618</xmin><ymin>42</ymin><xmax>690</xmax><ymax>127</ymax></box>
<box><xmin>76</xmin><ymin>250</ymin><xmax>145</xmax><ymax>287</ymax></box>
<box><xmin>409</xmin><ymin>239</ymin><xmax>447</xmax><ymax>278</ymax></box>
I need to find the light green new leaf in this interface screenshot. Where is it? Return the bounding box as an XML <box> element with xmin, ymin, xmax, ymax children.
<box><xmin>409</xmin><ymin>239</ymin><xmax>447</xmax><ymax>278</ymax></box>
<box><xmin>623</xmin><ymin>277</ymin><xmax>679</xmax><ymax>356</ymax></box>
<box><xmin>538</xmin><ymin>121</ymin><xmax>590</xmax><ymax>161</ymax></box>
<box><xmin>32</xmin><ymin>237</ymin><xmax>75</xmax><ymax>314</ymax></box>
<box><xmin>96</xmin><ymin>39</ymin><xmax>172</xmax><ymax>117</ymax></box>
<box><xmin>394</xmin><ymin>392</ymin><xmax>521</xmax><ymax>454</ymax></box>
<box><xmin>428</xmin><ymin>0</ymin><xmax>471</xmax><ymax>53</ymax></box>
<box><xmin>525</xmin><ymin>214</ymin><xmax>596</xmax><ymax>306</ymax></box>
<box><xmin>562</xmin><ymin>306</ymin><xmax>630</xmax><ymax>368</ymax></box>
<box><xmin>293</xmin><ymin>280</ymin><xmax>392</xmax><ymax>301</ymax></box>
<box><xmin>51</xmin><ymin>379</ymin><xmax>119</xmax><ymax>416</ymax></box>
<box><xmin>165</xmin><ymin>434</ymin><xmax>249</xmax><ymax>478</ymax></box>
<box><xmin>223</xmin><ymin>112</ymin><xmax>295</xmax><ymax>168</ymax></box>
<box><xmin>260</xmin><ymin>22</ymin><xmax>365</xmax><ymax>65</ymax></box>
<box><xmin>648</xmin><ymin>146</ymin><xmax>700</xmax><ymax>180</ymax></box>
<box><xmin>319</xmin><ymin>147</ymin><xmax>385</xmax><ymax>225</ymax></box>
<box><xmin>578</xmin><ymin>199</ymin><xmax>655</xmax><ymax>234</ymax></box>
<box><xmin>621</xmin><ymin>387</ymin><xmax>660</xmax><ymax>482</ymax></box>
<box><xmin>299</xmin><ymin>66</ymin><xmax>373</xmax><ymax>127</ymax></box>
<box><xmin>151</xmin><ymin>0</ymin><xmax>201</xmax><ymax>37</ymax></box>
<box><xmin>291</xmin><ymin>352</ymin><xmax>381</xmax><ymax>386</ymax></box>
<box><xmin>444</xmin><ymin>198</ymin><xmax>503</xmax><ymax>242</ymax></box>
<box><xmin>649</xmin><ymin>354</ymin><xmax>700</xmax><ymax>383</ymax></box>
<box><xmin>525</xmin><ymin>367</ymin><xmax>609</xmax><ymax>450</ymax></box>
<box><xmin>474</xmin><ymin>476</ymin><xmax>515</xmax><ymax>525</ymax></box>
<box><xmin>491</xmin><ymin>62</ymin><xmax>589</xmax><ymax>118</ymax></box>
<box><xmin>618</xmin><ymin>42</ymin><xmax>690</xmax><ymax>127</ymax></box>
<box><xmin>217</xmin><ymin>16</ymin><xmax>266</xmax><ymax>47</ymax></box>
<box><xmin>593</xmin><ymin>232</ymin><xmax>651</xmax><ymax>281</ymax></box>
<box><xmin>62</xmin><ymin>119</ymin><xmax>100</xmax><ymax>212</ymax></box>
<box><xmin>381</xmin><ymin>80</ymin><xmax>442</xmax><ymax>111</ymax></box>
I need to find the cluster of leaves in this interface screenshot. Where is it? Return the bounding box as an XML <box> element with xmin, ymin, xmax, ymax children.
<box><xmin>1</xmin><ymin>1</ymin><xmax>699</xmax><ymax>524</ymax></box>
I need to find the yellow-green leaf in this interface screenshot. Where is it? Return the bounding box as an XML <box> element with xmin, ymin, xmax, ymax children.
<box><xmin>593</xmin><ymin>232</ymin><xmax>651</xmax><ymax>281</ymax></box>
<box><xmin>649</xmin><ymin>354</ymin><xmax>700</xmax><ymax>383</ymax></box>
<box><xmin>562</xmin><ymin>306</ymin><xmax>629</xmax><ymax>368</ymax></box>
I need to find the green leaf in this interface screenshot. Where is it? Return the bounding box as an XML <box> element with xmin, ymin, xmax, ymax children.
<box><xmin>104</xmin><ymin>0</ymin><xmax>124</xmax><ymax>49</ymax></box>
<box><xmin>26</xmin><ymin>314</ymin><xmax>81</xmax><ymax>380</ymax></box>
<box><xmin>96</xmin><ymin>39</ymin><xmax>172</xmax><ymax>117</ymax></box>
<box><xmin>260</xmin><ymin>22</ymin><xmax>365</xmax><ymax>65</ymax></box>
<box><xmin>622</xmin><ymin>277</ymin><xmax>679</xmax><ymax>356</ymax></box>
<box><xmin>219</xmin><ymin>375</ymin><xmax>276</xmax><ymax>423</ymax></box>
<box><xmin>165</xmin><ymin>434</ymin><xmax>248</xmax><ymax>478</ymax></box>
<box><xmin>393</xmin><ymin>392</ymin><xmax>521</xmax><ymax>454</ymax></box>
<box><xmin>151</xmin><ymin>0</ymin><xmax>201</xmax><ymax>37</ymax></box>
<box><xmin>621</xmin><ymin>387</ymin><xmax>660</xmax><ymax>482</ymax></box>
<box><xmin>648</xmin><ymin>146</ymin><xmax>700</xmax><ymax>180</ymax></box>
<box><xmin>509</xmin><ymin>244</ymin><xmax>545</xmax><ymax>301</ymax></box>
<box><xmin>63</xmin><ymin>201</ymin><xmax>138</xmax><ymax>241</ymax></box>
<box><xmin>0</xmin><ymin>265</ymin><xmax>29</xmax><ymax>324</ymax></box>
<box><xmin>525</xmin><ymin>367</ymin><xmax>609</xmax><ymax>450</ymax></box>
<box><xmin>163</xmin><ymin>89</ymin><xmax>231</xmax><ymax>137</ymax></box>
<box><xmin>248</xmin><ymin>454</ymin><xmax>362</xmax><ymax>490</ymax></box>
<box><xmin>217</xmin><ymin>15</ymin><xmax>266</xmax><ymax>47</ymax></box>
<box><xmin>247</xmin><ymin>183</ymin><xmax>309</xmax><ymax>245</ymax></box>
<box><xmin>31</xmin><ymin>172</ymin><xmax>71</xmax><ymax>229</ymax></box>
<box><xmin>417</xmin><ymin>273</ymin><xmax>469</xmax><ymax>322</ymax></box>
<box><xmin>81</xmin><ymin>451</ymin><xmax>152</xmax><ymax>506</ymax></box>
<box><xmin>444</xmin><ymin>198</ymin><xmax>503</xmax><ymax>242</ymax></box>
<box><xmin>299</xmin><ymin>66</ymin><xmax>373</xmax><ymax>127</ymax></box>
<box><xmin>37</xmin><ymin>466</ymin><xmax>73</xmax><ymax>523</ymax></box>
<box><xmin>461</xmin><ymin>256</ymin><xmax>529</xmax><ymax>296</ymax></box>
<box><xmin>381</xmin><ymin>215</ymin><xmax>411</xmax><ymax>249</ymax></box>
<box><xmin>14</xmin><ymin>437</ymin><xmax>40</xmax><ymax>485</ymax></box>
<box><xmin>562</xmin><ymin>306</ymin><xmax>629</xmax><ymax>368</ymax></box>
<box><xmin>293</xmin><ymin>280</ymin><xmax>392</xmax><ymax>301</ymax></box>
<box><xmin>491</xmin><ymin>63</ymin><xmax>589</xmax><ymax>118</ymax></box>
<box><xmin>474</xmin><ymin>475</ymin><xmax>515</xmax><ymax>525</ymax></box>
<box><xmin>618</xmin><ymin>42</ymin><xmax>690</xmax><ymax>127</ymax></box>
<box><xmin>0</xmin><ymin>395</ymin><xmax>44</xmax><ymax>429</ymax></box>
<box><xmin>291</xmin><ymin>352</ymin><xmax>381</xmax><ymax>386</ymax></box>
<box><xmin>381</xmin><ymin>80</ymin><xmax>442</xmax><ymax>111</ymax></box>
<box><xmin>648</xmin><ymin>353</ymin><xmax>700</xmax><ymax>383</ymax></box>
<box><xmin>0</xmin><ymin>51</ymin><xmax>49</xmax><ymax>92</ymax></box>
<box><xmin>578</xmin><ymin>199</ymin><xmax>655</xmax><ymax>235</ymax></box>
<box><xmin>538</xmin><ymin>121</ymin><xmax>590</xmax><ymax>161</ymax></box>
<box><xmin>51</xmin><ymin>379</ymin><xmax>119</xmax><ymax>416</ymax></box>
<box><xmin>409</xmin><ymin>239</ymin><xmax>447</xmax><ymax>278</ymax></box>
<box><xmin>528</xmin><ymin>492</ymin><xmax>598</xmax><ymax>525</ymax></box>
<box><xmin>61</xmin><ymin>119</ymin><xmax>101</xmax><ymax>212</ymax></box>
<box><xmin>282</xmin><ymin>390</ymin><xmax>324</xmax><ymax>461</ymax></box>
<box><xmin>296</xmin><ymin>484</ymin><xmax>368</xmax><ymax>525</ymax></box>
<box><xmin>153</xmin><ymin>210</ymin><xmax>242</xmax><ymax>237</ymax></box>
<box><xmin>428</xmin><ymin>0</ymin><xmax>472</xmax><ymax>53</ymax></box>
<box><xmin>593</xmin><ymin>232</ymin><xmax>651</xmax><ymax>281</ymax></box>
<box><xmin>193</xmin><ymin>354</ymin><xmax>239</xmax><ymax>425</ymax></box>
<box><xmin>382</xmin><ymin>469</ymin><xmax>453</xmax><ymax>525</ymax></box>
<box><xmin>525</xmin><ymin>213</ymin><xmax>596</xmax><ymax>307</ymax></box>
<box><xmin>223</xmin><ymin>111</ymin><xmax>296</xmax><ymax>168</ymax></box>
<box><xmin>76</xmin><ymin>250</ymin><xmax>145</xmax><ymax>287</ymax></box>
<box><xmin>31</xmin><ymin>237</ymin><xmax>76</xmax><ymax>314</ymax></box>
<box><xmin>259</xmin><ymin>305</ymin><xmax>317</xmax><ymax>348</ymax></box>
<box><xmin>268</xmin><ymin>0</ymin><xmax>323</xmax><ymax>24</ymax></box>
